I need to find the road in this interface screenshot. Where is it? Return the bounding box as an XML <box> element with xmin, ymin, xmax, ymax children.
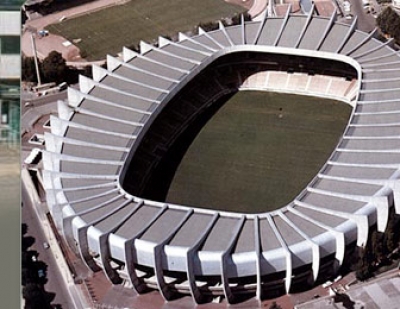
<box><xmin>21</xmin><ymin>183</ymin><xmax>74</xmax><ymax>309</ymax></box>
<box><xmin>21</xmin><ymin>90</ymin><xmax>68</xmax><ymax>114</ymax></box>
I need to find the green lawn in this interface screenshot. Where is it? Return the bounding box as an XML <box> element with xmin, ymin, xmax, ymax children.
<box><xmin>46</xmin><ymin>0</ymin><xmax>244</xmax><ymax>60</ymax></box>
<box><xmin>166</xmin><ymin>91</ymin><xmax>352</xmax><ymax>213</ymax></box>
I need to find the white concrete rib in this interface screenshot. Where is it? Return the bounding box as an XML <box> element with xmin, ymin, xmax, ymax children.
<box><xmin>43</xmin><ymin>13</ymin><xmax>400</xmax><ymax>303</ymax></box>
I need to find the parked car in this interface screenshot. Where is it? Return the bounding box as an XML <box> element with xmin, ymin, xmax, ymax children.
<box><xmin>343</xmin><ymin>1</ymin><xmax>351</xmax><ymax>12</ymax></box>
<box><xmin>38</xmin><ymin>30</ymin><xmax>49</xmax><ymax>37</ymax></box>
<box><xmin>43</xmin><ymin>242</ymin><xmax>50</xmax><ymax>249</ymax></box>
<box><xmin>38</xmin><ymin>269</ymin><xmax>45</xmax><ymax>278</ymax></box>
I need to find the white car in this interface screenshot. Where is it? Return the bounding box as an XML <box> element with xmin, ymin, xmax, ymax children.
<box><xmin>43</xmin><ymin>242</ymin><xmax>50</xmax><ymax>249</ymax></box>
<box><xmin>343</xmin><ymin>1</ymin><xmax>351</xmax><ymax>12</ymax></box>
<box><xmin>38</xmin><ymin>30</ymin><xmax>49</xmax><ymax>37</ymax></box>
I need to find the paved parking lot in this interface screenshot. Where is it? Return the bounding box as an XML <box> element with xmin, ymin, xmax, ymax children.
<box><xmin>295</xmin><ymin>271</ymin><xmax>400</xmax><ymax>309</ymax></box>
<box><xmin>347</xmin><ymin>275</ymin><xmax>400</xmax><ymax>309</ymax></box>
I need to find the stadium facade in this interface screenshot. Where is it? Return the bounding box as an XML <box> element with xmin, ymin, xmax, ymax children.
<box><xmin>43</xmin><ymin>10</ymin><xmax>400</xmax><ymax>304</ymax></box>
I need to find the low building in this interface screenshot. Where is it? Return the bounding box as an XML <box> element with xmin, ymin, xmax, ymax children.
<box><xmin>0</xmin><ymin>6</ymin><xmax>21</xmax><ymax>147</ymax></box>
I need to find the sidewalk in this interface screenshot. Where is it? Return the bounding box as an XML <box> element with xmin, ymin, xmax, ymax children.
<box><xmin>21</xmin><ymin>168</ymin><xmax>91</xmax><ymax>309</ymax></box>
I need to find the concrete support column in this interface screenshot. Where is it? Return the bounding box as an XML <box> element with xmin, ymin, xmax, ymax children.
<box><xmin>99</xmin><ymin>233</ymin><xmax>122</xmax><ymax>284</ymax></box>
<box><xmin>124</xmin><ymin>205</ymin><xmax>168</xmax><ymax>294</ymax></box>
<box><xmin>186</xmin><ymin>213</ymin><xmax>219</xmax><ymax>304</ymax></box>
<box><xmin>154</xmin><ymin>209</ymin><xmax>193</xmax><ymax>301</ymax></box>
<box><xmin>389</xmin><ymin>181</ymin><xmax>400</xmax><ymax>215</ymax></box>
<box><xmin>266</xmin><ymin>214</ymin><xmax>292</xmax><ymax>293</ymax></box>
<box><xmin>220</xmin><ymin>216</ymin><xmax>246</xmax><ymax>304</ymax></box>
<box><xmin>254</xmin><ymin>216</ymin><xmax>263</xmax><ymax>300</ymax></box>
<box><xmin>77</xmin><ymin>226</ymin><xmax>102</xmax><ymax>272</ymax></box>
<box><xmin>124</xmin><ymin>239</ymin><xmax>147</xmax><ymax>293</ymax></box>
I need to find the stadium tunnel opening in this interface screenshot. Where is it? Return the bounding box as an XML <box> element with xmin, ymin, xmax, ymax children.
<box><xmin>121</xmin><ymin>51</ymin><xmax>358</xmax><ymax>211</ymax></box>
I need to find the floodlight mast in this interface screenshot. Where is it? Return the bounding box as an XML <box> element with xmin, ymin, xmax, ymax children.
<box><xmin>30</xmin><ymin>32</ymin><xmax>42</xmax><ymax>85</ymax></box>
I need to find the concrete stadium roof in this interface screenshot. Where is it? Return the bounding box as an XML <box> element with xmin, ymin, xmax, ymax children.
<box><xmin>43</xmin><ymin>10</ymin><xmax>400</xmax><ymax>304</ymax></box>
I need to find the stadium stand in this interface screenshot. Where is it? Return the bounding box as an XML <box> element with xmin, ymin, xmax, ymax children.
<box><xmin>43</xmin><ymin>10</ymin><xmax>400</xmax><ymax>304</ymax></box>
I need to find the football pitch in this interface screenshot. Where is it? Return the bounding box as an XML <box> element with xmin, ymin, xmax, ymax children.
<box><xmin>166</xmin><ymin>91</ymin><xmax>352</xmax><ymax>213</ymax></box>
<box><xmin>46</xmin><ymin>0</ymin><xmax>244</xmax><ymax>61</ymax></box>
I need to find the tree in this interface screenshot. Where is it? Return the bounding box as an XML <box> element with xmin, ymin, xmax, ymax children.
<box><xmin>23</xmin><ymin>283</ymin><xmax>52</xmax><ymax>309</ymax></box>
<box><xmin>22</xmin><ymin>56</ymin><xmax>38</xmax><ymax>83</ymax></box>
<box><xmin>269</xmin><ymin>301</ymin><xmax>282</xmax><ymax>309</ymax></box>
<box><xmin>81</xmin><ymin>64</ymin><xmax>93</xmax><ymax>79</ymax></box>
<box><xmin>376</xmin><ymin>7</ymin><xmax>400</xmax><ymax>43</ymax></box>
<box><xmin>197</xmin><ymin>21</ymin><xmax>219</xmax><ymax>32</ymax></box>
<box><xmin>356</xmin><ymin>261</ymin><xmax>372</xmax><ymax>281</ymax></box>
<box><xmin>385</xmin><ymin>216</ymin><xmax>398</xmax><ymax>253</ymax></box>
<box><xmin>21</xmin><ymin>268</ymin><xmax>35</xmax><ymax>286</ymax></box>
<box><xmin>231</xmin><ymin>12</ymin><xmax>252</xmax><ymax>25</ymax></box>
<box><xmin>371</xmin><ymin>230</ymin><xmax>384</xmax><ymax>264</ymax></box>
<box><xmin>355</xmin><ymin>246</ymin><xmax>373</xmax><ymax>281</ymax></box>
<box><xmin>41</xmin><ymin>51</ymin><xmax>68</xmax><ymax>84</ymax></box>
<box><xmin>22</xmin><ymin>223</ymin><xmax>28</xmax><ymax>236</ymax></box>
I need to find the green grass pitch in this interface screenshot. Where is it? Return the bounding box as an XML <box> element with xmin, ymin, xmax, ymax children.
<box><xmin>46</xmin><ymin>0</ymin><xmax>244</xmax><ymax>61</ymax></box>
<box><xmin>166</xmin><ymin>91</ymin><xmax>352</xmax><ymax>213</ymax></box>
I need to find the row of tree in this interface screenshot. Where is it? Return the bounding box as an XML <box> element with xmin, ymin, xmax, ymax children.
<box><xmin>22</xmin><ymin>51</ymin><xmax>92</xmax><ymax>84</ymax></box>
<box><xmin>195</xmin><ymin>12</ymin><xmax>252</xmax><ymax>33</ymax></box>
<box><xmin>22</xmin><ymin>223</ymin><xmax>58</xmax><ymax>309</ymax></box>
<box><xmin>355</xmin><ymin>211</ymin><xmax>400</xmax><ymax>281</ymax></box>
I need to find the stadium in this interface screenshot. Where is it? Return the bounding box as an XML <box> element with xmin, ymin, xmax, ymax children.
<box><xmin>43</xmin><ymin>10</ymin><xmax>400</xmax><ymax>304</ymax></box>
